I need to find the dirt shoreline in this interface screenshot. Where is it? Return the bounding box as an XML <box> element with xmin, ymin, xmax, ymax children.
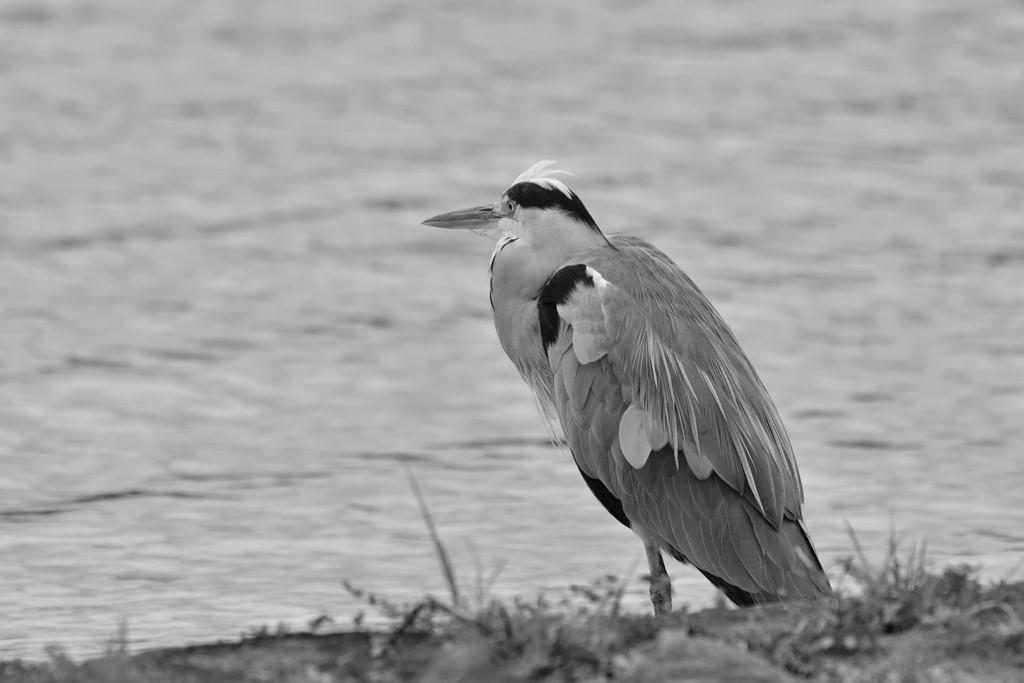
<box><xmin>3</xmin><ymin>584</ymin><xmax>1022</xmax><ymax>683</ymax></box>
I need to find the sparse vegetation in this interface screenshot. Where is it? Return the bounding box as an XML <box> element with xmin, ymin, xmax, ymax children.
<box><xmin>4</xmin><ymin>519</ymin><xmax>1022</xmax><ymax>682</ymax></box>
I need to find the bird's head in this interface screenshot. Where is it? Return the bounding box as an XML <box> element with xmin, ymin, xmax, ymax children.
<box><xmin>422</xmin><ymin>161</ymin><xmax>606</xmax><ymax>251</ymax></box>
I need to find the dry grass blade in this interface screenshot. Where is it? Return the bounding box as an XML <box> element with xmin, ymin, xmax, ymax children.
<box><xmin>484</xmin><ymin>557</ymin><xmax>509</xmax><ymax>600</ymax></box>
<box><xmin>1002</xmin><ymin>555</ymin><xmax>1024</xmax><ymax>582</ymax></box>
<box><xmin>466</xmin><ymin>540</ymin><xmax>508</xmax><ymax>610</ymax></box>
<box><xmin>966</xmin><ymin>600</ymin><xmax>1024</xmax><ymax>632</ymax></box>
<box><xmin>844</xmin><ymin>520</ymin><xmax>872</xmax><ymax>574</ymax></box>
<box><xmin>403</xmin><ymin>464</ymin><xmax>461</xmax><ymax>608</ymax></box>
<box><xmin>610</xmin><ymin>559</ymin><xmax>640</xmax><ymax>617</ymax></box>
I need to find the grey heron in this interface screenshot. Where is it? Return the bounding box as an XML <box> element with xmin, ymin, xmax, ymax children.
<box><xmin>423</xmin><ymin>161</ymin><xmax>833</xmax><ymax>613</ymax></box>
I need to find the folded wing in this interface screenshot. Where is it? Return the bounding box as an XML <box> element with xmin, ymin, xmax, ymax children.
<box><xmin>538</xmin><ymin>235</ymin><xmax>832</xmax><ymax>601</ymax></box>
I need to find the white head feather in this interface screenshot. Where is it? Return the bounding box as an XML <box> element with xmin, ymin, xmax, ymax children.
<box><xmin>509</xmin><ymin>160</ymin><xmax>576</xmax><ymax>199</ymax></box>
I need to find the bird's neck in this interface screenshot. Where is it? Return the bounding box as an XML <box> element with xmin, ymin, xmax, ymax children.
<box><xmin>490</xmin><ymin>225</ymin><xmax>607</xmax><ymax>303</ymax></box>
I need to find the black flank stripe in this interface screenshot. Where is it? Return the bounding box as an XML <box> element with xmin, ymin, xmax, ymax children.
<box><xmin>537</xmin><ymin>264</ymin><xmax>593</xmax><ymax>352</ymax></box>
<box><xmin>576</xmin><ymin>465</ymin><xmax>631</xmax><ymax>529</ymax></box>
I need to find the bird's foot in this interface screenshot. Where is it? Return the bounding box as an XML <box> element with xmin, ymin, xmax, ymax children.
<box><xmin>649</xmin><ymin>571</ymin><xmax>672</xmax><ymax>615</ymax></box>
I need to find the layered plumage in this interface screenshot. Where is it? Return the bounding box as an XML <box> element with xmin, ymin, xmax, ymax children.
<box><xmin>539</xmin><ymin>238</ymin><xmax>831</xmax><ymax>604</ymax></box>
<box><xmin>423</xmin><ymin>161</ymin><xmax>833</xmax><ymax>610</ymax></box>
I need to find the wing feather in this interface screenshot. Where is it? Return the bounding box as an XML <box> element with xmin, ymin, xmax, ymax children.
<box><xmin>618</xmin><ymin>405</ymin><xmax>653</xmax><ymax>469</ymax></box>
<box><xmin>570</xmin><ymin>360</ymin><xmax>604</xmax><ymax>413</ymax></box>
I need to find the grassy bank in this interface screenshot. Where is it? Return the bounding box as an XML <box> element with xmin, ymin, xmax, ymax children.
<box><xmin>3</xmin><ymin>538</ymin><xmax>1022</xmax><ymax>683</ymax></box>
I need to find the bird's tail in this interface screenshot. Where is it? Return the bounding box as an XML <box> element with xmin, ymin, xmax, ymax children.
<box><xmin>694</xmin><ymin>518</ymin><xmax>833</xmax><ymax>607</ymax></box>
<box><xmin>782</xmin><ymin>517</ymin><xmax>834</xmax><ymax>599</ymax></box>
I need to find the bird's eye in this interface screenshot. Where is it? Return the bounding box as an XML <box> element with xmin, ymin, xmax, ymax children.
<box><xmin>505</xmin><ymin>200</ymin><xmax>516</xmax><ymax>214</ymax></box>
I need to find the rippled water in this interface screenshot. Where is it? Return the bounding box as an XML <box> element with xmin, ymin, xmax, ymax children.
<box><xmin>2</xmin><ymin>0</ymin><xmax>1024</xmax><ymax>662</ymax></box>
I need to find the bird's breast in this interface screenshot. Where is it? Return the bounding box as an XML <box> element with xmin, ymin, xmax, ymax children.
<box><xmin>490</xmin><ymin>284</ymin><xmax>556</xmax><ymax>415</ymax></box>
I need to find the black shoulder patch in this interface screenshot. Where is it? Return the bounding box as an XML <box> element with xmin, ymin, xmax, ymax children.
<box><xmin>506</xmin><ymin>182</ymin><xmax>600</xmax><ymax>232</ymax></box>
<box><xmin>537</xmin><ymin>264</ymin><xmax>593</xmax><ymax>352</ymax></box>
<box><xmin>576</xmin><ymin>465</ymin><xmax>631</xmax><ymax>529</ymax></box>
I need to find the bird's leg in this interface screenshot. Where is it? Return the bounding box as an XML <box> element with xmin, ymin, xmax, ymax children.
<box><xmin>644</xmin><ymin>542</ymin><xmax>672</xmax><ymax>615</ymax></box>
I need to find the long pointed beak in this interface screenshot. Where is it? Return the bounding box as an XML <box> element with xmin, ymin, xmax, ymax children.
<box><xmin>422</xmin><ymin>204</ymin><xmax>500</xmax><ymax>230</ymax></box>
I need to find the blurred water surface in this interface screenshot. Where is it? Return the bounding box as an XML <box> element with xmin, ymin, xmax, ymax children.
<box><xmin>2</xmin><ymin>0</ymin><xmax>1024</xmax><ymax>661</ymax></box>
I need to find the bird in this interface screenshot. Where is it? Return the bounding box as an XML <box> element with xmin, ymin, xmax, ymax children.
<box><xmin>422</xmin><ymin>161</ymin><xmax>833</xmax><ymax>613</ymax></box>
